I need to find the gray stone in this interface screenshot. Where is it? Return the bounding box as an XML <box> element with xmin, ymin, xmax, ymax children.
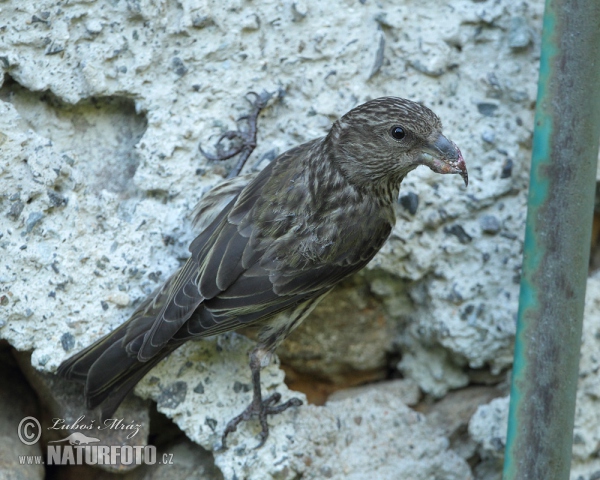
<box><xmin>425</xmin><ymin>386</ymin><xmax>504</xmax><ymax>461</ymax></box>
<box><xmin>398</xmin><ymin>343</ymin><xmax>469</xmax><ymax>398</ymax></box>
<box><xmin>477</xmin><ymin>103</ymin><xmax>499</xmax><ymax>117</ymax></box>
<box><xmin>240</xmin><ymin>14</ymin><xmax>260</xmax><ymax>31</ymax></box>
<box><xmin>501</xmin><ymin>158</ymin><xmax>514</xmax><ymax>178</ymax></box>
<box><xmin>7</xmin><ymin>200</ymin><xmax>24</xmax><ymax>220</ymax></box>
<box><xmin>171</xmin><ymin>57</ymin><xmax>188</xmax><ymax>77</ymax></box>
<box><xmin>327</xmin><ymin>378</ymin><xmax>421</xmax><ymax>406</ymax></box>
<box><xmin>192</xmin><ymin>16</ymin><xmax>214</xmax><ymax>29</ymax></box>
<box><xmin>409</xmin><ymin>58</ymin><xmax>445</xmax><ymax>77</ymax></box>
<box><xmin>479</xmin><ymin>215</ymin><xmax>501</xmax><ymax>234</ymax></box>
<box><xmin>445</xmin><ymin>224</ymin><xmax>473</xmax><ymax>244</ymax></box>
<box><xmin>60</xmin><ymin>332</ymin><xmax>75</xmax><ymax>352</ymax></box>
<box><xmin>468</xmin><ymin>396</ymin><xmax>509</xmax><ymax>461</ymax></box>
<box><xmin>508</xmin><ymin>17</ymin><xmax>531</xmax><ymax>50</ymax></box>
<box><xmin>482</xmin><ymin>130</ymin><xmax>496</xmax><ymax>144</ymax></box>
<box><xmin>135</xmin><ymin>344</ymin><xmax>472</xmax><ymax>480</ymax></box>
<box><xmin>157</xmin><ymin>381</ymin><xmax>188</xmax><ymax>410</ymax></box>
<box><xmin>399</xmin><ymin>191</ymin><xmax>419</xmax><ymax>215</ymax></box>
<box><xmin>291</xmin><ymin>1</ymin><xmax>308</xmax><ymax>22</ymax></box>
<box><xmin>47</xmin><ymin>190</ymin><xmax>68</xmax><ymax>208</ymax></box>
<box><xmin>369</xmin><ymin>30</ymin><xmax>386</xmax><ymax>79</ymax></box>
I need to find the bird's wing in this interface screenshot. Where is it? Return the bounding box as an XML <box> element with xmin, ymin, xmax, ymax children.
<box><xmin>127</xmin><ymin>158</ymin><xmax>280</xmax><ymax>360</ymax></box>
<box><xmin>190</xmin><ymin>172</ymin><xmax>255</xmax><ymax>234</ymax></box>
<box><xmin>131</xmin><ymin>140</ymin><xmax>391</xmax><ymax>360</ymax></box>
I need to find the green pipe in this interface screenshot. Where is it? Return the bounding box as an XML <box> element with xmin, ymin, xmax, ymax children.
<box><xmin>503</xmin><ymin>0</ymin><xmax>600</xmax><ymax>478</ymax></box>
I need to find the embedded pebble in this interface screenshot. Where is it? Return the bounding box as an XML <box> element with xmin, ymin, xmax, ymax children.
<box><xmin>292</xmin><ymin>1</ymin><xmax>308</xmax><ymax>21</ymax></box>
<box><xmin>241</xmin><ymin>14</ymin><xmax>260</xmax><ymax>31</ymax></box>
<box><xmin>171</xmin><ymin>57</ymin><xmax>188</xmax><ymax>76</ymax></box>
<box><xmin>25</xmin><ymin>212</ymin><xmax>44</xmax><ymax>233</ymax></box>
<box><xmin>192</xmin><ymin>16</ymin><xmax>214</xmax><ymax>28</ymax></box>
<box><xmin>501</xmin><ymin>158</ymin><xmax>514</xmax><ymax>178</ymax></box>
<box><xmin>477</xmin><ymin>102</ymin><xmax>499</xmax><ymax>116</ymax></box>
<box><xmin>399</xmin><ymin>192</ymin><xmax>419</xmax><ymax>215</ymax></box>
<box><xmin>482</xmin><ymin>130</ymin><xmax>496</xmax><ymax>144</ymax></box>
<box><xmin>158</xmin><ymin>381</ymin><xmax>188</xmax><ymax>409</ymax></box>
<box><xmin>409</xmin><ymin>58</ymin><xmax>445</xmax><ymax>77</ymax></box>
<box><xmin>85</xmin><ymin>19</ymin><xmax>103</xmax><ymax>34</ymax></box>
<box><xmin>369</xmin><ymin>30</ymin><xmax>386</xmax><ymax>79</ymax></box>
<box><xmin>445</xmin><ymin>224</ymin><xmax>473</xmax><ymax>244</ymax></box>
<box><xmin>61</xmin><ymin>332</ymin><xmax>75</xmax><ymax>352</ymax></box>
<box><xmin>7</xmin><ymin>201</ymin><xmax>24</xmax><ymax>220</ymax></box>
<box><xmin>509</xmin><ymin>17</ymin><xmax>531</xmax><ymax>50</ymax></box>
<box><xmin>479</xmin><ymin>215</ymin><xmax>501</xmax><ymax>234</ymax></box>
<box><xmin>107</xmin><ymin>292</ymin><xmax>131</xmax><ymax>307</ymax></box>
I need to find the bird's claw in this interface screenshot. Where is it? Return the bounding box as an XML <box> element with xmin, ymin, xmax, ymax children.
<box><xmin>200</xmin><ymin>90</ymin><xmax>276</xmax><ymax>178</ymax></box>
<box><xmin>244</xmin><ymin>90</ymin><xmax>273</xmax><ymax>110</ymax></box>
<box><xmin>199</xmin><ymin>131</ymin><xmax>246</xmax><ymax>162</ymax></box>
<box><xmin>219</xmin><ymin>393</ymin><xmax>303</xmax><ymax>450</ymax></box>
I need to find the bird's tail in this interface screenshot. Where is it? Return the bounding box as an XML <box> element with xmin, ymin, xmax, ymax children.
<box><xmin>57</xmin><ymin>317</ymin><xmax>178</xmax><ymax>420</ymax></box>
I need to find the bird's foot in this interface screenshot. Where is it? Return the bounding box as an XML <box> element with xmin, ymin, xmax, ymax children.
<box><xmin>199</xmin><ymin>91</ymin><xmax>274</xmax><ymax>178</ymax></box>
<box><xmin>220</xmin><ymin>392</ymin><xmax>303</xmax><ymax>450</ymax></box>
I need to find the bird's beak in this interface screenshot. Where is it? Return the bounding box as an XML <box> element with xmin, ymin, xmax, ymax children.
<box><xmin>420</xmin><ymin>133</ymin><xmax>468</xmax><ymax>187</ymax></box>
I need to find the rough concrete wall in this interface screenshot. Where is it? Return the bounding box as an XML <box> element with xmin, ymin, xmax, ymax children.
<box><xmin>1</xmin><ymin>0</ymin><xmax>599</xmax><ymax>479</ymax></box>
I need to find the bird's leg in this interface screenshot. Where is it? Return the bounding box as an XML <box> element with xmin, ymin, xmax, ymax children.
<box><xmin>199</xmin><ymin>91</ymin><xmax>274</xmax><ymax>179</ymax></box>
<box><xmin>220</xmin><ymin>347</ymin><xmax>303</xmax><ymax>449</ymax></box>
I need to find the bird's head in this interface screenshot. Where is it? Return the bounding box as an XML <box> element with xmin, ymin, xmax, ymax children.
<box><xmin>326</xmin><ymin>97</ymin><xmax>468</xmax><ymax>196</ymax></box>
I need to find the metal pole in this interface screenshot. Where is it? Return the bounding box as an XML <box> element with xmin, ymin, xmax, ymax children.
<box><xmin>503</xmin><ymin>0</ymin><xmax>600</xmax><ymax>478</ymax></box>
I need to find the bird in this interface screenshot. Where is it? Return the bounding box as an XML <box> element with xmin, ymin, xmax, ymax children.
<box><xmin>57</xmin><ymin>95</ymin><xmax>467</xmax><ymax>449</ymax></box>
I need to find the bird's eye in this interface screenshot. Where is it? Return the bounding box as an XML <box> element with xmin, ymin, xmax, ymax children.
<box><xmin>390</xmin><ymin>126</ymin><xmax>406</xmax><ymax>140</ymax></box>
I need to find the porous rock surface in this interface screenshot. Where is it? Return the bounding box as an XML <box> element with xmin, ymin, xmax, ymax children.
<box><xmin>2</xmin><ymin>1</ymin><xmax>597</xmax><ymax>479</ymax></box>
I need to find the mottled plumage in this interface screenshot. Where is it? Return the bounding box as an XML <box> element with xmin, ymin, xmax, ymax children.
<box><xmin>58</xmin><ymin>96</ymin><xmax>467</xmax><ymax>447</ymax></box>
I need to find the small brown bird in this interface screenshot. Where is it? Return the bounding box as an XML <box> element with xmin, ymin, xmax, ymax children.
<box><xmin>58</xmin><ymin>96</ymin><xmax>467</xmax><ymax>448</ymax></box>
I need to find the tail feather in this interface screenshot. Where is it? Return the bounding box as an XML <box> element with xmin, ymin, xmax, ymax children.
<box><xmin>57</xmin><ymin>320</ymin><xmax>131</xmax><ymax>384</ymax></box>
<box><xmin>91</xmin><ymin>345</ymin><xmax>176</xmax><ymax>420</ymax></box>
<box><xmin>57</xmin><ymin>317</ymin><xmax>180</xmax><ymax>420</ymax></box>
